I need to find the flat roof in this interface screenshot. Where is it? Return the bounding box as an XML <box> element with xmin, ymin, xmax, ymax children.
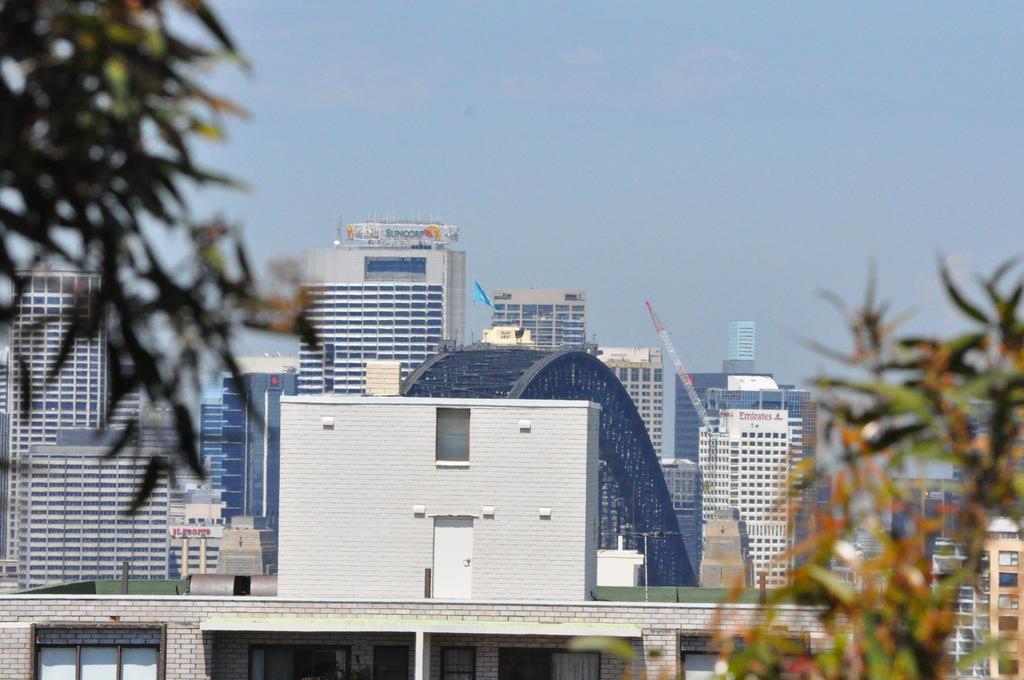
<box><xmin>281</xmin><ymin>395</ymin><xmax>599</xmax><ymax>410</ymax></box>
<box><xmin>14</xmin><ymin>580</ymin><xmax>187</xmax><ymax>596</ymax></box>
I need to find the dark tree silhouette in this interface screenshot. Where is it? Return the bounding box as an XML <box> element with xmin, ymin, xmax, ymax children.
<box><xmin>0</xmin><ymin>0</ymin><xmax>311</xmax><ymax>502</ymax></box>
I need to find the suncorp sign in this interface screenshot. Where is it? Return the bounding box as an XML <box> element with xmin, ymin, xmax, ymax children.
<box><xmin>344</xmin><ymin>222</ymin><xmax>457</xmax><ymax>247</ymax></box>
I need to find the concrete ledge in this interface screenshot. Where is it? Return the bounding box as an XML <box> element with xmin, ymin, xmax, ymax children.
<box><xmin>200</xmin><ymin>616</ymin><xmax>643</xmax><ymax>638</ymax></box>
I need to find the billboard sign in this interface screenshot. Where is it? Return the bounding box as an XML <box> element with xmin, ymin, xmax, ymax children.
<box><xmin>344</xmin><ymin>222</ymin><xmax>459</xmax><ymax>248</ymax></box>
<box><xmin>169</xmin><ymin>525</ymin><xmax>224</xmax><ymax>539</ymax></box>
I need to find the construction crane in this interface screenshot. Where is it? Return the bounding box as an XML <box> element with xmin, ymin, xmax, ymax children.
<box><xmin>645</xmin><ymin>300</ymin><xmax>714</xmax><ymax>433</ymax></box>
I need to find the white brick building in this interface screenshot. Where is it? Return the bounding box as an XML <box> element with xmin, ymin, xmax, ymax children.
<box><xmin>278</xmin><ymin>397</ymin><xmax>601</xmax><ymax>601</ymax></box>
<box><xmin>0</xmin><ymin>593</ymin><xmax>825</xmax><ymax>680</ymax></box>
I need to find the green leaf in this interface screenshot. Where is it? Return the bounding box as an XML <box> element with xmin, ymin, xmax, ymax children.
<box><xmin>806</xmin><ymin>565</ymin><xmax>855</xmax><ymax>605</ymax></box>
<box><xmin>939</xmin><ymin>259</ymin><xmax>989</xmax><ymax>324</ymax></box>
<box><xmin>567</xmin><ymin>636</ymin><xmax>634</xmax><ymax>661</ymax></box>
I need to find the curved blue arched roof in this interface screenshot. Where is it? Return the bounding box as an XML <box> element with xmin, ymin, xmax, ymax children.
<box><xmin>403</xmin><ymin>346</ymin><xmax>695</xmax><ymax>586</ymax></box>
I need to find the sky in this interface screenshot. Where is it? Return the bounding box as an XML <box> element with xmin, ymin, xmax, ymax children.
<box><xmin>188</xmin><ymin>1</ymin><xmax>1024</xmax><ymax>447</ymax></box>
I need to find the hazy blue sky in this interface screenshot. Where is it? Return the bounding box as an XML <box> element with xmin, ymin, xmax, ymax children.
<box><xmin>191</xmin><ymin>1</ymin><xmax>1024</xmax><ymax>404</ymax></box>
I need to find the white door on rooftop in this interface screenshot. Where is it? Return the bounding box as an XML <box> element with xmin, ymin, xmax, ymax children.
<box><xmin>433</xmin><ymin>517</ymin><xmax>473</xmax><ymax>598</ymax></box>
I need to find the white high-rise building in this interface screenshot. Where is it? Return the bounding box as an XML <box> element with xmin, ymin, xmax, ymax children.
<box><xmin>4</xmin><ymin>268</ymin><xmax>107</xmax><ymax>558</ymax></box>
<box><xmin>18</xmin><ymin>430</ymin><xmax>171</xmax><ymax>588</ymax></box>
<box><xmin>699</xmin><ymin>405</ymin><xmax>793</xmax><ymax>588</ymax></box>
<box><xmin>298</xmin><ymin>222</ymin><xmax>465</xmax><ymax>395</ymax></box>
<box><xmin>597</xmin><ymin>346</ymin><xmax>664</xmax><ymax>456</ymax></box>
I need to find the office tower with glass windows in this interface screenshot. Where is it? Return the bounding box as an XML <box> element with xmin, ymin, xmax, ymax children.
<box><xmin>3</xmin><ymin>268</ymin><xmax>107</xmax><ymax>558</ymax></box>
<box><xmin>298</xmin><ymin>222</ymin><xmax>465</xmax><ymax>395</ymax></box>
<box><xmin>199</xmin><ymin>390</ymin><xmax>225</xmax><ymax>492</ymax></box>
<box><xmin>200</xmin><ymin>357</ymin><xmax>298</xmax><ymax>527</ymax></box>
<box><xmin>725</xmin><ymin>320</ymin><xmax>756</xmax><ymax>373</ymax></box>
<box><xmin>490</xmin><ymin>289</ymin><xmax>586</xmax><ymax>350</ymax></box>
<box><xmin>598</xmin><ymin>346</ymin><xmax>664</xmax><ymax>457</ymax></box>
<box><xmin>674</xmin><ymin>323</ymin><xmax>772</xmax><ymax>462</ymax></box>
<box><xmin>0</xmin><ymin>348</ymin><xmax>8</xmax><ymax>539</ymax></box>
<box><xmin>660</xmin><ymin>458</ymin><xmax>703</xmax><ymax>574</ymax></box>
<box><xmin>18</xmin><ymin>430</ymin><xmax>170</xmax><ymax>588</ymax></box>
<box><xmin>675</xmin><ymin>371</ymin><xmax>772</xmax><ymax>462</ymax></box>
<box><xmin>699</xmin><ymin>404</ymin><xmax>794</xmax><ymax>588</ymax></box>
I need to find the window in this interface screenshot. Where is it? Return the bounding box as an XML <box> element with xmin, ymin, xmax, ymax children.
<box><xmin>497</xmin><ymin>649</ymin><xmax>599</xmax><ymax>680</ymax></box>
<box><xmin>999</xmin><ymin>551</ymin><xmax>1020</xmax><ymax>567</ymax></box>
<box><xmin>681</xmin><ymin>653</ymin><xmax>720</xmax><ymax>680</ymax></box>
<box><xmin>999</xmin><ymin>658</ymin><xmax>1020</xmax><ymax>676</ymax></box>
<box><xmin>38</xmin><ymin>646</ymin><xmax>158</xmax><ymax>680</ymax></box>
<box><xmin>250</xmin><ymin>646</ymin><xmax>350</xmax><ymax>680</ymax></box>
<box><xmin>999</xmin><ymin>616</ymin><xmax>1019</xmax><ymax>632</ymax></box>
<box><xmin>364</xmin><ymin>257</ymin><xmax>427</xmax><ymax>282</ymax></box>
<box><xmin>441</xmin><ymin>647</ymin><xmax>475</xmax><ymax>680</ymax></box>
<box><xmin>436</xmin><ymin>408</ymin><xmax>470</xmax><ymax>462</ymax></box>
<box><xmin>1000</xmin><ymin>572</ymin><xmax>1019</xmax><ymax>588</ymax></box>
<box><xmin>373</xmin><ymin>646</ymin><xmax>409</xmax><ymax>680</ymax></box>
<box><xmin>999</xmin><ymin>594</ymin><xmax>1019</xmax><ymax>609</ymax></box>
<box><xmin>552</xmin><ymin>653</ymin><xmax>599</xmax><ymax>679</ymax></box>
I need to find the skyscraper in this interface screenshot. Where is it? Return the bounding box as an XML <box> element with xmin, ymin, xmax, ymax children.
<box><xmin>598</xmin><ymin>347</ymin><xmax>664</xmax><ymax>456</ymax></box>
<box><xmin>660</xmin><ymin>458</ymin><xmax>702</xmax><ymax>573</ymax></box>
<box><xmin>699</xmin><ymin>404</ymin><xmax>793</xmax><ymax>588</ymax></box>
<box><xmin>490</xmin><ymin>289</ymin><xmax>586</xmax><ymax>350</ymax></box>
<box><xmin>298</xmin><ymin>222</ymin><xmax>465</xmax><ymax>394</ymax></box>
<box><xmin>726</xmin><ymin>320</ymin><xmax>756</xmax><ymax>373</ymax></box>
<box><xmin>674</xmin><ymin>321</ymin><xmax>772</xmax><ymax>461</ymax></box>
<box><xmin>18</xmin><ymin>430</ymin><xmax>170</xmax><ymax>588</ymax></box>
<box><xmin>4</xmin><ymin>268</ymin><xmax>107</xmax><ymax>558</ymax></box>
<box><xmin>201</xmin><ymin>357</ymin><xmax>298</xmax><ymax>526</ymax></box>
<box><xmin>199</xmin><ymin>391</ymin><xmax>225</xmax><ymax>494</ymax></box>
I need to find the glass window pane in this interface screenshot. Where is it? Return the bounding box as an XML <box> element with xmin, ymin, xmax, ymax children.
<box><xmin>251</xmin><ymin>649</ymin><xmax>265</xmax><ymax>680</ymax></box>
<box><xmin>551</xmin><ymin>652</ymin><xmax>599</xmax><ymax>680</ymax></box>
<box><xmin>683</xmin><ymin>654</ymin><xmax>720</xmax><ymax>680</ymax></box>
<box><xmin>442</xmin><ymin>647</ymin><xmax>475</xmax><ymax>679</ymax></box>
<box><xmin>39</xmin><ymin>648</ymin><xmax>76</xmax><ymax>680</ymax></box>
<box><xmin>436</xmin><ymin>409</ymin><xmax>470</xmax><ymax>462</ymax></box>
<box><xmin>265</xmin><ymin>648</ymin><xmax>293</xmax><ymax>679</ymax></box>
<box><xmin>121</xmin><ymin>648</ymin><xmax>158</xmax><ymax>680</ymax></box>
<box><xmin>308</xmin><ymin>649</ymin><xmax>348</xmax><ymax>678</ymax></box>
<box><xmin>81</xmin><ymin>647</ymin><xmax>117</xmax><ymax>680</ymax></box>
<box><xmin>373</xmin><ymin>646</ymin><xmax>409</xmax><ymax>680</ymax></box>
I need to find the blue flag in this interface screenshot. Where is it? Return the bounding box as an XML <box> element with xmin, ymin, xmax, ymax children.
<box><xmin>473</xmin><ymin>281</ymin><xmax>495</xmax><ymax>309</ymax></box>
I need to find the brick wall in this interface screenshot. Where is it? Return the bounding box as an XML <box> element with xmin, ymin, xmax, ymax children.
<box><xmin>278</xmin><ymin>398</ymin><xmax>601</xmax><ymax>601</ymax></box>
<box><xmin>0</xmin><ymin>595</ymin><xmax>824</xmax><ymax>679</ymax></box>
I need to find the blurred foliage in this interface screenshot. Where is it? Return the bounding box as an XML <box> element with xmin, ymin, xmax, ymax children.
<box><xmin>717</xmin><ymin>261</ymin><xmax>1024</xmax><ymax>679</ymax></box>
<box><xmin>0</xmin><ymin>0</ymin><xmax>312</xmax><ymax>502</ymax></box>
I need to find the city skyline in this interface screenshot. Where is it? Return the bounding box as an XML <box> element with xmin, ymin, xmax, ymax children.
<box><xmin>187</xmin><ymin>3</ymin><xmax>1024</xmax><ymax>402</ymax></box>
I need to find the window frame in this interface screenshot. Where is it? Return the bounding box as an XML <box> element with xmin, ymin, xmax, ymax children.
<box><xmin>32</xmin><ymin>624</ymin><xmax>165</xmax><ymax>680</ymax></box>
<box><xmin>496</xmin><ymin>648</ymin><xmax>600</xmax><ymax>680</ymax></box>
<box><xmin>35</xmin><ymin>643</ymin><xmax>161</xmax><ymax>680</ymax></box>
<box><xmin>248</xmin><ymin>644</ymin><xmax>352</xmax><ymax>680</ymax></box>
<box><xmin>441</xmin><ymin>646</ymin><xmax>476</xmax><ymax>680</ymax></box>
<box><xmin>435</xmin><ymin>408</ymin><xmax>471</xmax><ymax>464</ymax></box>
<box><xmin>998</xmin><ymin>551</ymin><xmax>1020</xmax><ymax>567</ymax></box>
